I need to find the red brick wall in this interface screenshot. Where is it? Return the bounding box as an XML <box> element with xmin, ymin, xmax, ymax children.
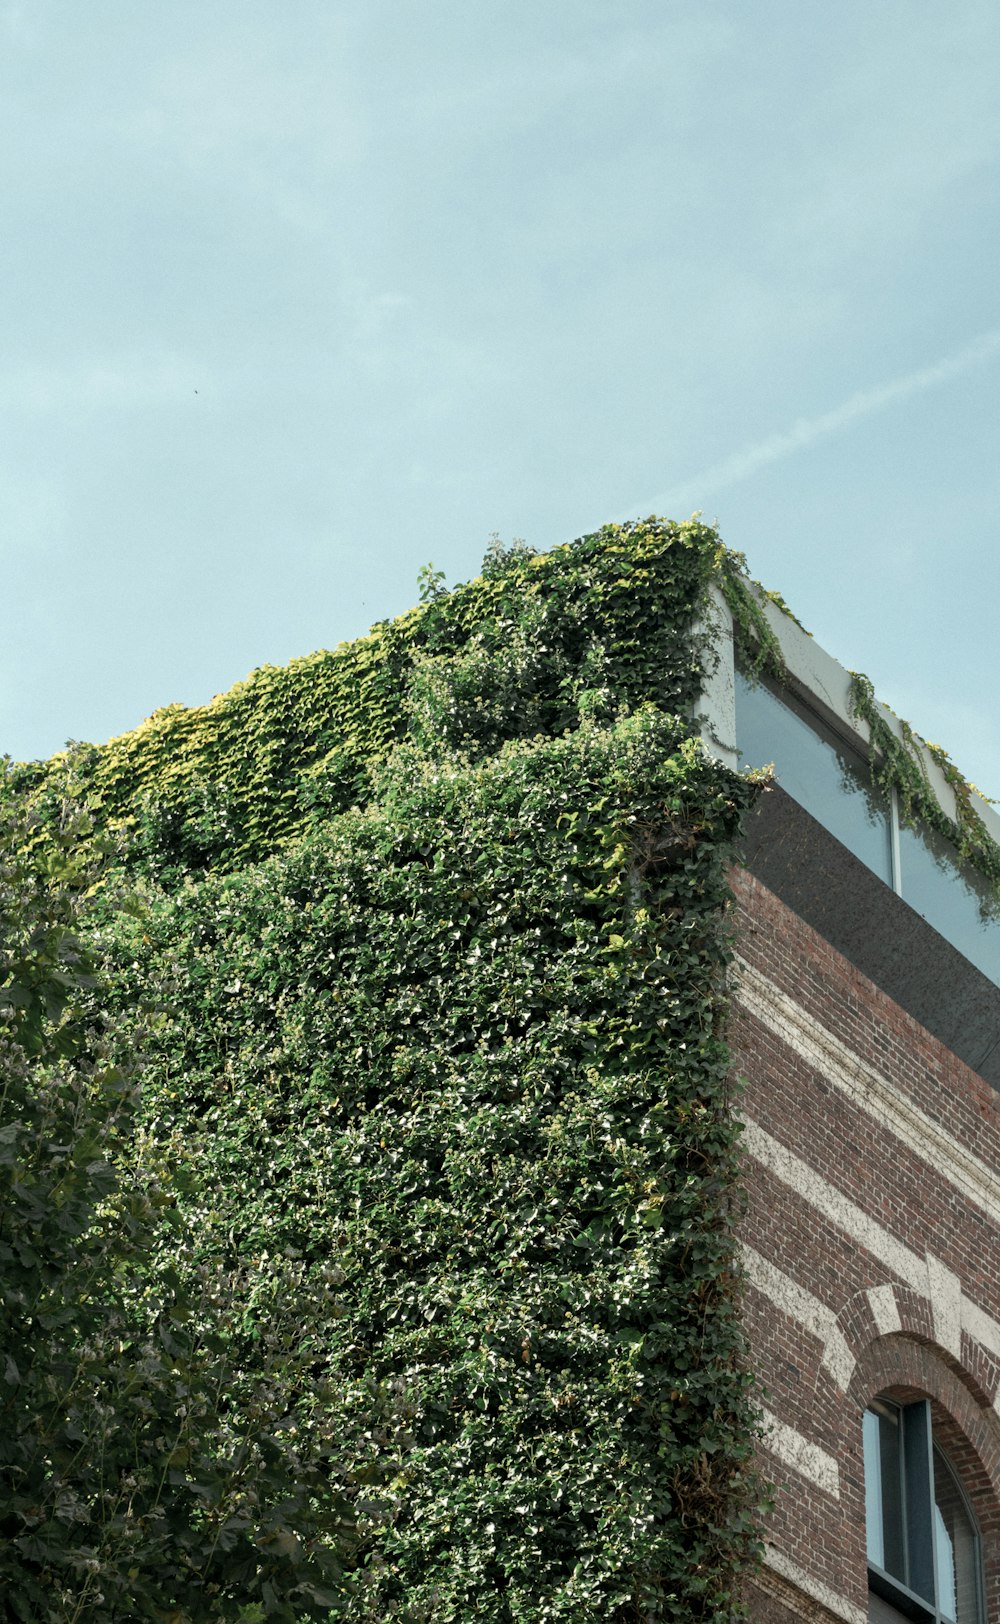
<box><xmin>730</xmin><ymin>867</ymin><xmax>1000</xmax><ymax>1623</ymax></box>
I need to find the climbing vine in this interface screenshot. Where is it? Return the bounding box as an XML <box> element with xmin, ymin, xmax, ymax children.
<box><xmin>6</xmin><ymin>520</ymin><xmax>756</xmax><ymax>886</ymax></box>
<box><xmin>716</xmin><ymin>556</ymin><xmax>789</xmax><ymax>683</ymax></box>
<box><xmin>6</xmin><ymin>519</ymin><xmax>815</xmax><ymax>1619</ymax></box>
<box><xmin>848</xmin><ymin>673</ymin><xmax>1000</xmax><ymax>903</ymax></box>
<box><xmin>717</xmin><ymin>554</ymin><xmax>1000</xmax><ymax>908</ymax></box>
<box><xmin>10</xmin><ymin>514</ymin><xmax>999</xmax><ymax>1617</ymax></box>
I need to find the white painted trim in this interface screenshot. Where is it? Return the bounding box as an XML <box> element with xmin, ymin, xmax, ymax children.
<box><xmin>762</xmin><ymin>1545</ymin><xmax>867</xmax><ymax>1624</ymax></box>
<box><xmin>742</xmin><ymin>1243</ymin><xmax>855</xmax><ymax>1391</ymax></box>
<box><xmin>694</xmin><ymin>583</ymin><xmax>739</xmax><ymax>769</ymax></box>
<box><xmin>736</xmin><ymin>956</ymin><xmax>1000</xmax><ymax>1229</ymax></box>
<box><xmin>756</xmin><ymin>1404</ymin><xmax>841</xmax><ymax>1498</ymax></box>
<box><xmin>889</xmin><ymin>785</ymin><xmax>903</xmax><ymax>896</ymax></box>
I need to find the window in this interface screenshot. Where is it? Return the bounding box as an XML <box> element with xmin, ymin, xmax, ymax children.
<box><xmin>734</xmin><ymin>669</ymin><xmax>1000</xmax><ymax>986</ymax></box>
<box><xmin>864</xmin><ymin>1399</ymin><xmax>984</xmax><ymax>1622</ymax></box>
<box><xmin>896</xmin><ymin>818</ymin><xmax>1000</xmax><ymax>985</ymax></box>
<box><xmin>734</xmin><ymin>667</ymin><xmax>892</xmax><ymax>883</ymax></box>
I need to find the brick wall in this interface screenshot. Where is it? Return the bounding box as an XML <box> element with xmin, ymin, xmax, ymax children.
<box><xmin>730</xmin><ymin>867</ymin><xmax>1000</xmax><ymax>1624</ymax></box>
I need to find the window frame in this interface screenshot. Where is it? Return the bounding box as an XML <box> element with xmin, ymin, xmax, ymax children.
<box><xmin>864</xmin><ymin>1398</ymin><xmax>986</xmax><ymax>1623</ymax></box>
<box><xmin>734</xmin><ymin>664</ymin><xmax>1000</xmax><ymax>985</ymax></box>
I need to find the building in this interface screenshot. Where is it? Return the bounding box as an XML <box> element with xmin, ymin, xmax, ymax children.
<box><xmin>699</xmin><ymin>589</ymin><xmax>1000</xmax><ymax>1624</ymax></box>
<box><xmin>13</xmin><ymin>519</ymin><xmax>1000</xmax><ymax>1619</ymax></box>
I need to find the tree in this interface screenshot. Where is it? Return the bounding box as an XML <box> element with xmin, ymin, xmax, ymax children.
<box><xmin>0</xmin><ymin>783</ymin><xmax>367</xmax><ymax>1622</ymax></box>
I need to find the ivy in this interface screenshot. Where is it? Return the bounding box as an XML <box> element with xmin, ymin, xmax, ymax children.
<box><xmin>714</xmin><ymin>549</ymin><xmax>790</xmax><ymax>684</ymax></box>
<box><xmin>6</xmin><ymin>520</ymin><xmax>757</xmax><ymax>886</ymax></box>
<box><xmin>100</xmin><ymin>716</ymin><xmax>762</xmax><ymax>1620</ymax></box>
<box><xmin>8</xmin><ymin>519</ymin><xmax>782</xmax><ymax>1619</ymax></box>
<box><xmin>720</xmin><ymin>557</ymin><xmax>1000</xmax><ymax>908</ymax></box>
<box><xmin>847</xmin><ymin>673</ymin><xmax>1000</xmax><ymax>905</ymax></box>
<box><xmin>17</xmin><ymin>514</ymin><xmax>997</xmax><ymax>1615</ymax></box>
<box><xmin>0</xmin><ymin>788</ymin><xmax>387</xmax><ymax>1624</ymax></box>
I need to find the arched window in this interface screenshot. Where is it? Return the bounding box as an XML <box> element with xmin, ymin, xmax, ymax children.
<box><xmin>863</xmin><ymin>1399</ymin><xmax>985</xmax><ymax>1622</ymax></box>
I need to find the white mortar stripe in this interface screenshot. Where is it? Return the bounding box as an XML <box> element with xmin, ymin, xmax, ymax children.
<box><xmin>756</xmin><ymin>1405</ymin><xmax>840</xmax><ymax>1498</ymax></box>
<box><xmin>743</xmin><ymin>1114</ymin><xmax>1000</xmax><ymax>1400</ymax></box>
<box><xmin>736</xmin><ymin>956</ymin><xmax>1000</xmax><ymax>1226</ymax></box>
<box><xmin>742</xmin><ymin>1243</ymin><xmax>856</xmax><ymax>1390</ymax></box>
<box><xmin>742</xmin><ymin>1116</ymin><xmax>927</xmax><ymax>1287</ymax></box>
<box><xmin>763</xmin><ymin>1545</ymin><xmax>867</xmax><ymax>1624</ymax></box>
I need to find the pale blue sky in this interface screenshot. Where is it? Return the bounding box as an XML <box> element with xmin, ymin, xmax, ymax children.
<box><xmin>3</xmin><ymin>2</ymin><xmax>999</xmax><ymax>794</ymax></box>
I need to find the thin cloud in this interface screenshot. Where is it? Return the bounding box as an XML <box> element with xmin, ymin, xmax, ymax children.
<box><xmin>0</xmin><ymin>351</ymin><xmax>213</xmax><ymax>413</ymax></box>
<box><xmin>636</xmin><ymin>327</ymin><xmax>1000</xmax><ymax>514</ymax></box>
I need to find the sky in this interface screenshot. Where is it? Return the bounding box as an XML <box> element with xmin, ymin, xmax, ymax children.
<box><xmin>3</xmin><ymin>2</ymin><xmax>999</xmax><ymax>796</ymax></box>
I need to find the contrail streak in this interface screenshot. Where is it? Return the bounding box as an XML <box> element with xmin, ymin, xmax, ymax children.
<box><xmin>634</xmin><ymin>326</ymin><xmax>1000</xmax><ymax>515</ymax></box>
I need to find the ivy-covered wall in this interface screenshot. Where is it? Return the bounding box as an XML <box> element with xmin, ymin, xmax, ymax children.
<box><xmin>10</xmin><ymin>519</ymin><xmax>749</xmax><ymax>882</ymax></box>
<box><xmin>13</xmin><ymin>521</ymin><xmax>771</xmax><ymax>1619</ymax></box>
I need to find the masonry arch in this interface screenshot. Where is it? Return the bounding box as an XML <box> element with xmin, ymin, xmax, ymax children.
<box><xmin>847</xmin><ymin>1334</ymin><xmax>1000</xmax><ymax>1623</ymax></box>
<box><xmin>824</xmin><ymin>1281</ymin><xmax>1000</xmax><ymax>1414</ymax></box>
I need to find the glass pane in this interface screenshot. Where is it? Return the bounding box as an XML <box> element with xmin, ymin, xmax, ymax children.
<box><xmin>735</xmin><ymin>670</ymin><xmax>893</xmax><ymax>884</ymax></box>
<box><xmin>864</xmin><ymin>1406</ymin><xmax>906</xmax><ymax>1581</ymax></box>
<box><xmin>864</xmin><ymin>1411</ymin><xmax>886</xmax><ymax>1568</ymax></box>
<box><xmin>935</xmin><ymin>1500</ymin><xmax>958</xmax><ymax>1622</ymax></box>
<box><xmin>934</xmin><ymin>1449</ymin><xmax>982</xmax><ymax>1623</ymax></box>
<box><xmin>898</xmin><ymin>819</ymin><xmax>1000</xmax><ymax>985</ymax></box>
